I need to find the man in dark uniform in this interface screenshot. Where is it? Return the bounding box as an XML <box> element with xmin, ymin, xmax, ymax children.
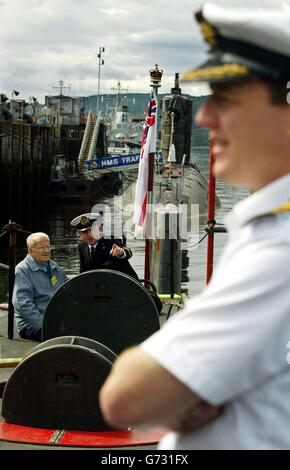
<box><xmin>71</xmin><ymin>212</ymin><xmax>139</xmax><ymax>280</ymax></box>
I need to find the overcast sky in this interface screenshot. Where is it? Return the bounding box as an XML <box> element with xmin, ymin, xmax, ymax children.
<box><xmin>0</xmin><ymin>0</ymin><xmax>288</xmax><ymax>102</ymax></box>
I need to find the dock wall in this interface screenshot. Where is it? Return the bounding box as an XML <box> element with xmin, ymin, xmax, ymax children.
<box><xmin>0</xmin><ymin>121</ymin><xmax>61</xmax><ymax>225</ymax></box>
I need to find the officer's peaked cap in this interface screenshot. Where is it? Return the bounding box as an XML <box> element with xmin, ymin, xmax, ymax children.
<box><xmin>182</xmin><ymin>3</ymin><xmax>290</xmax><ymax>83</ymax></box>
<box><xmin>70</xmin><ymin>212</ymin><xmax>103</xmax><ymax>231</ymax></box>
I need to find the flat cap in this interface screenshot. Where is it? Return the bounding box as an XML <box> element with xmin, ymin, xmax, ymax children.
<box><xmin>70</xmin><ymin>213</ymin><xmax>103</xmax><ymax>231</ymax></box>
<box><xmin>182</xmin><ymin>4</ymin><xmax>290</xmax><ymax>83</ymax></box>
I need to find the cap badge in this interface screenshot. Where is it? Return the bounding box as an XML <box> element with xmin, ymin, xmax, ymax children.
<box><xmin>80</xmin><ymin>216</ymin><xmax>90</xmax><ymax>226</ymax></box>
<box><xmin>200</xmin><ymin>20</ymin><xmax>217</xmax><ymax>46</ymax></box>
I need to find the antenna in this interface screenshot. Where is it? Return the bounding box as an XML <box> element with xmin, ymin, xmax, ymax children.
<box><xmin>111</xmin><ymin>80</ymin><xmax>128</xmax><ymax>108</ymax></box>
<box><xmin>97</xmin><ymin>46</ymin><xmax>105</xmax><ymax>115</ymax></box>
<box><xmin>52</xmin><ymin>80</ymin><xmax>71</xmax><ymax>96</ymax></box>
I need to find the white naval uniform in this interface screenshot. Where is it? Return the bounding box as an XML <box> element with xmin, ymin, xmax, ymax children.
<box><xmin>141</xmin><ymin>173</ymin><xmax>290</xmax><ymax>450</ymax></box>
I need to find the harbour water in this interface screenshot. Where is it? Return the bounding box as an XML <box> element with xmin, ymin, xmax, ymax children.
<box><xmin>0</xmin><ymin>146</ymin><xmax>249</xmax><ymax>302</ymax></box>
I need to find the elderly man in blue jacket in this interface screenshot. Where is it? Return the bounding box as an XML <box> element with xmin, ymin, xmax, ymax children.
<box><xmin>13</xmin><ymin>232</ymin><xmax>68</xmax><ymax>341</ymax></box>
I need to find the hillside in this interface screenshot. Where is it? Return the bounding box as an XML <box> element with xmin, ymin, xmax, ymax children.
<box><xmin>76</xmin><ymin>93</ymin><xmax>210</xmax><ymax>146</ymax></box>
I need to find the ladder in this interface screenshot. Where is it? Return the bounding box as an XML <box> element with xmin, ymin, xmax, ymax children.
<box><xmin>78</xmin><ymin>111</ymin><xmax>102</xmax><ymax>176</ymax></box>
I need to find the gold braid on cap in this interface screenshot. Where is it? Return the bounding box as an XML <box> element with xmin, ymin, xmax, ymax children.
<box><xmin>182</xmin><ymin>63</ymin><xmax>249</xmax><ymax>81</ymax></box>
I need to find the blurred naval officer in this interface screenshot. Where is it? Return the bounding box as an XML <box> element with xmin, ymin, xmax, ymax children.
<box><xmin>100</xmin><ymin>4</ymin><xmax>290</xmax><ymax>449</ymax></box>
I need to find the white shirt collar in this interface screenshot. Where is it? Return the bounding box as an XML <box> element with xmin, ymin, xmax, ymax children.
<box><xmin>225</xmin><ymin>173</ymin><xmax>290</xmax><ymax>231</ymax></box>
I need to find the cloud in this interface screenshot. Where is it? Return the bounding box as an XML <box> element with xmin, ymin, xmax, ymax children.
<box><xmin>1</xmin><ymin>0</ymin><xmax>289</xmax><ymax>101</ymax></box>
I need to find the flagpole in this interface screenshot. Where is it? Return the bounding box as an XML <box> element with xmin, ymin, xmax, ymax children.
<box><xmin>206</xmin><ymin>133</ymin><xmax>216</xmax><ymax>284</ymax></box>
<box><xmin>144</xmin><ymin>65</ymin><xmax>163</xmax><ymax>280</ymax></box>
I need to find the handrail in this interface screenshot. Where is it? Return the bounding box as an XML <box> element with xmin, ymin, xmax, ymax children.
<box><xmin>0</xmin><ymin>221</ymin><xmax>31</xmax><ymax>339</ymax></box>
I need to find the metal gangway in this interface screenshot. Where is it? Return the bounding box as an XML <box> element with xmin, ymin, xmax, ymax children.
<box><xmin>78</xmin><ymin>111</ymin><xmax>102</xmax><ymax>176</ymax></box>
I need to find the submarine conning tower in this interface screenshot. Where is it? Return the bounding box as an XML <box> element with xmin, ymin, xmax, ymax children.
<box><xmin>160</xmin><ymin>73</ymin><xmax>192</xmax><ymax>165</ymax></box>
